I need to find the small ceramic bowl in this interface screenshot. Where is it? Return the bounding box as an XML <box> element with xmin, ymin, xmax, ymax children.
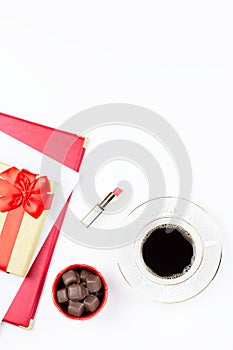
<box><xmin>52</xmin><ymin>264</ymin><xmax>108</xmax><ymax>320</ymax></box>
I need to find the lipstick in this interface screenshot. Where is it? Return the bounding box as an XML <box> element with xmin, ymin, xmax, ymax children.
<box><xmin>81</xmin><ymin>187</ymin><xmax>123</xmax><ymax>228</ymax></box>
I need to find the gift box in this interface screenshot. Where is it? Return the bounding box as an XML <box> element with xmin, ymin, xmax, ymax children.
<box><xmin>0</xmin><ymin>162</ymin><xmax>55</xmax><ymax>277</ymax></box>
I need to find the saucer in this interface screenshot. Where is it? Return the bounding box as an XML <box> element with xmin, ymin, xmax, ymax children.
<box><xmin>117</xmin><ymin>197</ymin><xmax>222</xmax><ymax>303</ymax></box>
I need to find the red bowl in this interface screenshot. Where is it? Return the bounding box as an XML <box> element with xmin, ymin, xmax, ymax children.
<box><xmin>52</xmin><ymin>264</ymin><xmax>108</xmax><ymax>320</ymax></box>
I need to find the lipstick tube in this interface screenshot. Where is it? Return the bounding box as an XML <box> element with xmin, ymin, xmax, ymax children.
<box><xmin>81</xmin><ymin>188</ymin><xmax>122</xmax><ymax>228</ymax></box>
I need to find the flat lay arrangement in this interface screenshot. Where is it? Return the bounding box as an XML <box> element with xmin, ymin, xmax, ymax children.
<box><xmin>1</xmin><ymin>3</ymin><xmax>232</xmax><ymax>349</ymax></box>
<box><xmin>0</xmin><ymin>111</ymin><xmax>222</xmax><ymax>330</ymax></box>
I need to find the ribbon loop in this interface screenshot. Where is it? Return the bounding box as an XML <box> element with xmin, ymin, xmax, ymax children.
<box><xmin>0</xmin><ymin>167</ymin><xmax>53</xmax><ymax>218</ymax></box>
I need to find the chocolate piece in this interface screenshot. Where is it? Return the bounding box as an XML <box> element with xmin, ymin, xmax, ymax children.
<box><xmin>80</xmin><ymin>269</ymin><xmax>91</xmax><ymax>282</ymax></box>
<box><xmin>68</xmin><ymin>284</ymin><xmax>88</xmax><ymax>301</ymax></box>
<box><xmin>84</xmin><ymin>295</ymin><xmax>100</xmax><ymax>313</ymax></box>
<box><xmin>62</xmin><ymin>270</ymin><xmax>80</xmax><ymax>286</ymax></box>
<box><xmin>68</xmin><ymin>300</ymin><xmax>85</xmax><ymax>317</ymax></box>
<box><xmin>86</xmin><ymin>274</ymin><xmax>102</xmax><ymax>293</ymax></box>
<box><xmin>57</xmin><ymin>288</ymin><xmax>68</xmax><ymax>303</ymax></box>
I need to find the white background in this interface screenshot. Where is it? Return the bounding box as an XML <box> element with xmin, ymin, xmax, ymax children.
<box><xmin>0</xmin><ymin>1</ymin><xmax>233</xmax><ymax>349</ymax></box>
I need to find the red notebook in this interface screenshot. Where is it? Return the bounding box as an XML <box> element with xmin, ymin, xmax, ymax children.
<box><xmin>0</xmin><ymin>112</ymin><xmax>87</xmax><ymax>328</ymax></box>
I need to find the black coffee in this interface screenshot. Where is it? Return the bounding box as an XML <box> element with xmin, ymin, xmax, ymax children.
<box><xmin>142</xmin><ymin>225</ymin><xmax>194</xmax><ymax>279</ymax></box>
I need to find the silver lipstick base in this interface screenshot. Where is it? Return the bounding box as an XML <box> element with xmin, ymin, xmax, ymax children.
<box><xmin>81</xmin><ymin>205</ymin><xmax>104</xmax><ymax>228</ymax></box>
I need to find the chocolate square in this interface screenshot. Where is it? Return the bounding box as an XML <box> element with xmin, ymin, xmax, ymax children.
<box><xmin>84</xmin><ymin>295</ymin><xmax>100</xmax><ymax>313</ymax></box>
<box><xmin>62</xmin><ymin>270</ymin><xmax>80</xmax><ymax>286</ymax></box>
<box><xmin>86</xmin><ymin>274</ymin><xmax>102</xmax><ymax>293</ymax></box>
<box><xmin>68</xmin><ymin>301</ymin><xmax>85</xmax><ymax>317</ymax></box>
<box><xmin>80</xmin><ymin>269</ymin><xmax>91</xmax><ymax>282</ymax></box>
<box><xmin>68</xmin><ymin>284</ymin><xmax>88</xmax><ymax>301</ymax></box>
<box><xmin>57</xmin><ymin>288</ymin><xmax>68</xmax><ymax>303</ymax></box>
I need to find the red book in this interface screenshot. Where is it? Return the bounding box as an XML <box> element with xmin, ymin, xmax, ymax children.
<box><xmin>0</xmin><ymin>112</ymin><xmax>87</xmax><ymax>328</ymax></box>
<box><xmin>3</xmin><ymin>199</ymin><xmax>71</xmax><ymax>329</ymax></box>
<box><xmin>0</xmin><ymin>112</ymin><xmax>86</xmax><ymax>171</ymax></box>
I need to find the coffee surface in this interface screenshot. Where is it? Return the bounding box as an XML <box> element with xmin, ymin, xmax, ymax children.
<box><xmin>142</xmin><ymin>225</ymin><xmax>194</xmax><ymax>278</ymax></box>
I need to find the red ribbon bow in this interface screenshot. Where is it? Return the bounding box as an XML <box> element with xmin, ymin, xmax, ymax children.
<box><xmin>0</xmin><ymin>167</ymin><xmax>53</xmax><ymax>219</ymax></box>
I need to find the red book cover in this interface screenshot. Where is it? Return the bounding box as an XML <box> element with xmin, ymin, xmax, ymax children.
<box><xmin>0</xmin><ymin>112</ymin><xmax>87</xmax><ymax>328</ymax></box>
<box><xmin>0</xmin><ymin>112</ymin><xmax>87</xmax><ymax>172</ymax></box>
<box><xmin>3</xmin><ymin>198</ymin><xmax>71</xmax><ymax>329</ymax></box>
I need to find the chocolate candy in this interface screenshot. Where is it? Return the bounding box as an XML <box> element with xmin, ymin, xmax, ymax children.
<box><xmin>62</xmin><ymin>270</ymin><xmax>80</xmax><ymax>286</ymax></box>
<box><xmin>57</xmin><ymin>288</ymin><xmax>68</xmax><ymax>303</ymax></box>
<box><xmin>68</xmin><ymin>284</ymin><xmax>88</xmax><ymax>301</ymax></box>
<box><xmin>68</xmin><ymin>301</ymin><xmax>85</xmax><ymax>317</ymax></box>
<box><xmin>84</xmin><ymin>295</ymin><xmax>100</xmax><ymax>312</ymax></box>
<box><xmin>55</xmin><ymin>267</ymin><xmax>105</xmax><ymax>318</ymax></box>
<box><xmin>80</xmin><ymin>269</ymin><xmax>91</xmax><ymax>282</ymax></box>
<box><xmin>86</xmin><ymin>274</ymin><xmax>102</xmax><ymax>293</ymax></box>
